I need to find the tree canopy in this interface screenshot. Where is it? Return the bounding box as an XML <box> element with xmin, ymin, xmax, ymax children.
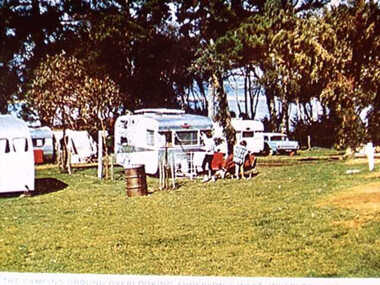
<box><xmin>27</xmin><ymin>51</ymin><xmax>121</xmax><ymax>133</ymax></box>
<box><xmin>1</xmin><ymin>0</ymin><xmax>379</xmax><ymax>148</ymax></box>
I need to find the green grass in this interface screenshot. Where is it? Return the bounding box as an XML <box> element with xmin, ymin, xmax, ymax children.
<box><xmin>256</xmin><ymin>147</ymin><xmax>345</xmax><ymax>166</ymax></box>
<box><xmin>297</xmin><ymin>147</ymin><xmax>345</xmax><ymax>157</ymax></box>
<box><xmin>0</xmin><ymin>159</ymin><xmax>379</xmax><ymax>277</ymax></box>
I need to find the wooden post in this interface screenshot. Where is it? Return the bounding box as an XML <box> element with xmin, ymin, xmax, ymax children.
<box><xmin>307</xmin><ymin>136</ymin><xmax>311</xmax><ymax>151</ymax></box>
<box><xmin>97</xmin><ymin>131</ymin><xmax>103</xmax><ymax>180</ymax></box>
<box><xmin>102</xmin><ymin>131</ymin><xmax>109</xmax><ymax>180</ymax></box>
<box><xmin>366</xmin><ymin>142</ymin><xmax>375</xmax><ymax>171</ymax></box>
<box><xmin>159</xmin><ymin>161</ymin><xmax>163</xmax><ymax>190</ymax></box>
<box><xmin>170</xmin><ymin>154</ymin><xmax>176</xmax><ymax>189</ymax></box>
<box><xmin>164</xmin><ymin>145</ymin><xmax>170</xmax><ymax>189</ymax></box>
<box><xmin>110</xmin><ymin>153</ymin><xmax>114</xmax><ymax>181</ymax></box>
<box><xmin>67</xmin><ymin>150</ymin><xmax>72</xmax><ymax>175</ymax></box>
<box><xmin>57</xmin><ymin>146</ymin><xmax>63</xmax><ymax>170</ymax></box>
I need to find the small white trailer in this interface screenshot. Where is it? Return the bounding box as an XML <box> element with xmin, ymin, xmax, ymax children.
<box><xmin>29</xmin><ymin>126</ymin><xmax>54</xmax><ymax>162</ymax></box>
<box><xmin>231</xmin><ymin>119</ymin><xmax>265</xmax><ymax>154</ymax></box>
<box><xmin>0</xmin><ymin>115</ymin><xmax>35</xmax><ymax>193</ymax></box>
<box><xmin>53</xmin><ymin>130</ymin><xmax>97</xmax><ymax>164</ymax></box>
<box><xmin>114</xmin><ymin>108</ymin><xmax>213</xmax><ymax>175</ymax></box>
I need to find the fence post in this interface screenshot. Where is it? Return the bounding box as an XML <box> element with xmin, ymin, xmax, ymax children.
<box><xmin>67</xmin><ymin>150</ymin><xmax>72</xmax><ymax>175</ymax></box>
<box><xmin>97</xmin><ymin>131</ymin><xmax>103</xmax><ymax>180</ymax></box>
<box><xmin>366</xmin><ymin>142</ymin><xmax>375</xmax><ymax>171</ymax></box>
<box><xmin>110</xmin><ymin>153</ymin><xmax>114</xmax><ymax>181</ymax></box>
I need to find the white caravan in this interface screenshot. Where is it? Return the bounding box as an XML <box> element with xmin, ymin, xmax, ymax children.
<box><xmin>0</xmin><ymin>115</ymin><xmax>35</xmax><ymax>193</ymax></box>
<box><xmin>115</xmin><ymin>108</ymin><xmax>213</xmax><ymax>175</ymax></box>
<box><xmin>53</xmin><ymin>130</ymin><xmax>97</xmax><ymax>164</ymax></box>
<box><xmin>29</xmin><ymin>126</ymin><xmax>54</xmax><ymax>162</ymax></box>
<box><xmin>231</xmin><ymin>119</ymin><xmax>265</xmax><ymax>153</ymax></box>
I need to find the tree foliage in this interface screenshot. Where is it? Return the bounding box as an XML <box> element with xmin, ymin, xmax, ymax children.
<box><xmin>27</xmin><ymin>52</ymin><xmax>121</xmax><ymax>133</ymax></box>
<box><xmin>321</xmin><ymin>0</ymin><xmax>380</xmax><ymax>148</ymax></box>
<box><xmin>27</xmin><ymin>51</ymin><xmax>122</xmax><ymax>172</ymax></box>
<box><xmin>1</xmin><ymin>0</ymin><xmax>379</xmax><ymax>149</ymax></box>
<box><xmin>201</xmin><ymin>0</ymin><xmax>378</xmax><ymax>148</ymax></box>
<box><xmin>0</xmin><ymin>0</ymin><xmax>74</xmax><ymax>111</ymax></box>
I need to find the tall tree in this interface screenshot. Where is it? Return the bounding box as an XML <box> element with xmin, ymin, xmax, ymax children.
<box><xmin>206</xmin><ymin>0</ymin><xmax>331</xmax><ymax>132</ymax></box>
<box><xmin>175</xmin><ymin>0</ymin><xmax>254</xmax><ymax>152</ymax></box>
<box><xmin>27</xmin><ymin>52</ymin><xmax>121</xmax><ymax>171</ymax></box>
<box><xmin>321</xmin><ymin>0</ymin><xmax>380</xmax><ymax>148</ymax></box>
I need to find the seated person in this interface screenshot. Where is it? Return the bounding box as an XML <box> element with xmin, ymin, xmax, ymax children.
<box><xmin>215</xmin><ymin>144</ymin><xmax>258</xmax><ymax>179</ymax></box>
<box><xmin>233</xmin><ymin>140</ymin><xmax>248</xmax><ymax>179</ymax></box>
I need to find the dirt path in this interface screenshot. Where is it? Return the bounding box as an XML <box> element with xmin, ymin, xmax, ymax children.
<box><xmin>320</xmin><ymin>181</ymin><xmax>380</xmax><ymax>228</ymax></box>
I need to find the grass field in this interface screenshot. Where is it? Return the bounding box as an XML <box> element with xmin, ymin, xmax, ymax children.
<box><xmin>0</xmin><ymin>152</ymin><xmax>379</xmax><ymax>277</ymax></box>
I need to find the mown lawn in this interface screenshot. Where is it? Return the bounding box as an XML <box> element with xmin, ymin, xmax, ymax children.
<box><xmin>0</xmin><ymin>157</ymin><xmax>379</xmax><ymax>277</ymax></box>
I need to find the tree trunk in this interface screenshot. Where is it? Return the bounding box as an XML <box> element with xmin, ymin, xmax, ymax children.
<box><xmin>265</xmin><ymin>91</ymin><xmax>277</xmax><ymax>132</ymax></box>
<box><xmin>303</xmin><ymin>102</ymin><xmax>313</xmax><ymax>123</ymax></box>
<box><xmin>212</xmin><ymin>72</ymin><xmax>235</xmax><ymax>154</ymax></box>
<box><xmin>249</xmin><ymin>73</ymin><xmax>254</xmax><ymax>119</ymax></box>
<box><xmin>207</xmin><ymin>80</ymin><xmax>216</xmax><ymax>121</ymax></box>
<box><xmin>234</xmin><ymin>78</ymin><xmax>242</xmax><ymax>117</ymax></box>
<box><xmin>296</xmin><ymin>98</ymin><xmax>301</xmax><ymax>122</ymax></box>
<box><xmin>196</xmin><ymin>78</ymin><xmax>207</xmax><ymax>114</ymax></box>
<box><xmin>281</xmin><ymin>98</ymin><xmax>289</xmax><ymax>134</ymax></box>
<box><xmin>101</xmin><ymin>120</ymin><xmax>109</xmax><ymax>180</ymax></box>
<box><xmin>252</xmin><ymin>87</ymin><xmax>261</xmax><ymax>120</ymax></box>
<box><xmin>60</xmin><ymin>108</ymin><xmax>70</xmax><ymax>173</ymax></box>
<box><xmin>244</xmin><ymin>71</ymin><xmax>248</xmax><ymax>117</ymax></box>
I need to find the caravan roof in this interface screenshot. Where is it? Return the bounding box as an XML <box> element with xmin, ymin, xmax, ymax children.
<box><xmin>128</xmin><ymin>109</ymin><xmax>212</xmax><ymax>131</ymax></box>
<box><xmin>134</xmin><ymin>108</ymin><xmax>185</xmax><ymax>115</ymax></box>
<box><xmin>231</xmin><ymin>119</ymin><xmax>264</xmax><ymax>132</ymax></box>
<box><xmin>0</xmin><ymin>115</ymin><xmax>31</xmax><ymax>138</ymax></box>
<box><xmin>29</xmin><ymin>126</ymin><xmax>53</xmax><ymax>139</ymax></box>
<box><xmin>152</xmin><ymin>114</ymin><xmax>212</xmax><ymax>131</ymax></box>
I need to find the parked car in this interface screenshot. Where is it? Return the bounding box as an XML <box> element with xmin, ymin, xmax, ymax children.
<box><xmin>260</xmin><ymin>132</ymin><xmax>299</xmax><ymax>155</ymax></box>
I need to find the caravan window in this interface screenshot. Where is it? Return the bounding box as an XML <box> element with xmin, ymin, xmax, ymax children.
<box><xmin>0</xmin><ymin>138</ymin><xmax>10</xmax><ymax>153</ymax></box>
<box><xmin>175</xmin><ymin>131</ymin><xmax>198</xmax><ymax>146</ymax></box>
<box><xmin>242</xmin><ymin>131</ymin><xmax>254</xmax><ymax>138</ymax></box>
<box><xmin>146</xmin><ymin>130</ymin><xmax>154</xmax><ymax>146</ymax></box>
<box><xmin>13</xmin><ymin>137</ymin><xmax>29</xmax><ymax>152</ymax></box>
<box><xmin>33</xmin><ymin>138</ymin><xmax>45</xmax><ymax>147</ymax></box>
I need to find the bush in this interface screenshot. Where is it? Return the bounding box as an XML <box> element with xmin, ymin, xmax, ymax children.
<box><xmin>291</xmin><ymin>117</ymin><xmax>337</xmax><ymax>149</ymax></box>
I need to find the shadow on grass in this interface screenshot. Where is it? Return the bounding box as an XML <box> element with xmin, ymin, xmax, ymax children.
<box><xmin>33</xmin><ymin>178</ymin><xmax>68</xmax><ymax>196</ymax></box>
<box><xmin>0</xmin><ymin>178</ymin><xmax>68</xmax><ymax>199</ymax></box>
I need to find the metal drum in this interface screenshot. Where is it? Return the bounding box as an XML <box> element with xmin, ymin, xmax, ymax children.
<box><xmin>125</xmin><ymin>164</ymin><xmax>148</xmax><ymax>197</ymax></box>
